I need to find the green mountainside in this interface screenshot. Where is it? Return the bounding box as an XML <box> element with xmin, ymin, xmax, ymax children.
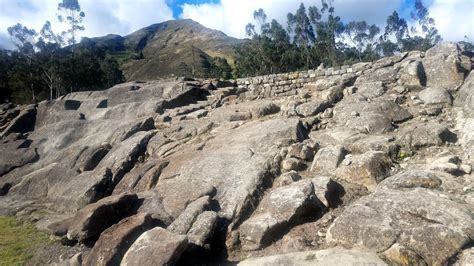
<box><xmin>80</xmin><ymin>19</ymin><xmax>243</xmax><ymax>81</ymax></box>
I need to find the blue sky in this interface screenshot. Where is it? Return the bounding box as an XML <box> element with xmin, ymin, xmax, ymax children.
<box><xmin>0</xmin><ymin>0</ymin><xmax>472</xmax><ymax>50</ymax></box>
<box><xmin>167</xmin><ymin>0</ymin><xmax>220</xmax><ymax>18</ymax></box>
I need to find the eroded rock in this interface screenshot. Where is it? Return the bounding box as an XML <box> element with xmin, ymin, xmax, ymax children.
<box><xmin>66</xmin><ymin>193</ymin><xmax>139</xmax><ymax>241</ymax></box>
<box><xmin>310</xmin><ymin>145</ymin><xmax>347</xmax><ymax>174</ymax></box>
<box><xmin>335</xmin><ymin>151</ymin><xmax>393</xmax><ymax>191</ymax></box>
<box><xmin>239</xmin><ymin>179</ymin><xmax>327</xmax><ymax>250</ymax></box>
<box><xmin>327</xmin><ymin>172</ymin><xmax>474</xmax><ymax>265</ymax></box>
<box><xmin>121</xmin><ymin>227</ymin><xmax>188</xmax><ymax>266</ymax></box>
<box><xmin>238</xmin><ymin>248</ymin><xmax>387</xmax><ymax>266</ymax></box>
<box><xmin>84</xmin><ymin>213</ymin><xmax>153</xmax><ymax>266</ymax></box>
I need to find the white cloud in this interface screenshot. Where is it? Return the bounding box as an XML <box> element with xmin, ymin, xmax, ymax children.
<box><xmin>180</xmin><ymin>0</ymin><xmax>404</xmax><ymax>39</ymax></box>
<box><xmin>0</xmin><ymin>0</ymin><xmax>173</xmax><ymax>48</ymax></box>
<box><xmin>0</xmin><ymin>0</ymin><xmax>470</xmax><ymax>50</ymax></box>
<box><xmin>180</xmin><ymin>0</ymin><xmax>472</xmax><ymax>42</ymax></box>
<box><xmin>429</xmin><ymin>0</ymin><xmax>473</xmax><ymax>42</ymax></box>
<box><xmin>0</xmin><ymin>32</ymin><xmax>15</xmax><ymax>50</ymax></box>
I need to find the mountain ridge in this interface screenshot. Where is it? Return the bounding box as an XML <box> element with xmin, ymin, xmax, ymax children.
<box><xmin>80</xmin><ymin>19</ymin><xmax>244</xmax><ymax>81</ymax></box>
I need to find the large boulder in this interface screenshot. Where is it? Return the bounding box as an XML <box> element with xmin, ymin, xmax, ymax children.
<box><xmin>455</xmin><ymin>70</ymin><xmax>474</xmax><ymax>112</ymax></box>
<box><xmin>355</xmin><ymin>81</ymin><xmax>386</xmax><ymax>99</ymax></box>
<box><xmin>398</xmin><ymin>122</ymin><xmax>457</xmax><ymax>149</ymax></box>
<box><xmin>418</xmin><ymin>87</ymin><xmax>452</xmax><ymax>105</ymax></box>
<box><xmin>167</xmin><ymin>196</ymin><xmax>211</xmax><ymax>235</ymax></box>
<box><xmin>423</xmin><ymin>42</ymin><xmax>467</xmax><ymax>91</ymax></box>
<box><xmin>333</xmin><ymin>99</ymin><xmax>412</xmax><ymax>134</ymax></box>
<box><xmin>84</xmin><ymin>213</ymin><xmax>153</xmax><ymax>266</ymax></box>
<box><xmin>305</xmin><ymin>74</ymin><xmax>356</xmax><ymax>91</ymax></box>
<box><xmin>295</xmin><ymin>100</ymin><xmax>330</xmax><ymax>117</ymax></box>
<box><xmin>239</xmin><ymin>179</ymin><xmax>328</xmax><ymax>250</ymax></box>
<box><xmin>355</xmin><ymin>66</ymin><xmax>399</xmax><ymax>85</ymax></box>
<box><xmin>347</xmin><ymin>135</ymin><xmax>399</xmax><ymax>160</ymax></box>
<box><xmin>286</xmin><ymin>142</ymin><xmax>315</xmax><ymax>161</ymax></box>
<box><xmin>334</xmin><ymin>151</ymin><xmax>393</xmax><ymax>191</ymax></box>
<box><xmin>310</xmin><ymin>145</ymin><xmax>347</xmax><ymax>174</ymax></box>
<box><xmin>310</xmin><ymin>127</ymin><xmax>365</xmax><ymax>147</ymax></box>
<box><xmin>186</xmin><ymin>211</ymin><xmax>218</xmax><ymax>247</ymax></box>
<box><xmin>0</xmin><ymin>141</ymin><xmax>38</xmax><ymax>176</ymax></box>
<box><xmin>66</xmin><ymin>193</ymin><xmax>139</xmax><ymax>241</ymax></box>
<box><xmin>455</xmin><ymin>71</ymin><xmax>474</xmax><ymax>162</ymax></box>
<box><xmin>120</xmin><ymin>227</ymin><xmax>188</xmax><ymax>266</ymax></box>
<box><xmin>327</xmin><ymin>171</ymin><xmax>474</xmax><ymax>265</ymax></box>
<box><xmin>455</xmin><ymin>248</ymin><xmax>474</xmax><ymax>266</ymax></box>
<box><xmin>398</xmin><ymin>60</ymin><xmax>425</xmax><ymax>89</ymax></box>
<box><xmin>0</xmin><ymin>106</ymin><xmax>36</xmax><ymax>138</ymax></box>
<box><xmin>251</xmin><ymin>102</ymin><xmax>280</xmax><ymax>118</ymax></box>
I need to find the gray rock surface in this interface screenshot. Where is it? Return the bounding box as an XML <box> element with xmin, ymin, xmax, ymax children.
<box><xmin>455</xmin><ymin>247</ymin><xmax>474</xmax><ymax>266</ymax></box>
<box><xmin>121</xmin><ymin>227</ymin><xmax>188</xmax><ymax>266</ymax></box>
<box><xmin>335</xmin><ymin>151</ymin><xmax>393</xmax><ymax>191</ymax></box>
<box><xmin>327</xmin><ymin>171</ymin><xmax>474</xmax><ymax>265</ymax></box>
<box><xmin>398</xmin><ymin>122</ymin><xmax>457</xmax><ymax>149</ymax></box>
<box><xmin>238</xmin><ymin>248</ymin><xmax>387</xmax><ymax>266</ymax></box>
<box><xmin>239</xmin><ymin>179</ymin><xmax>328</xmax><ymax>250</ymax></box>
<box><xmin>295</xmin><ymin>100</ymin><xmax>329</xmax><ymax>117</ymax></box>
<box><xmin>310</xmin><ymin>145</ymin><xmax>347</xmax><ymax>174</ymax></box>
<box><xmin>84</xmin><ymin>213</ymin><xmax>153</xmax><ymax>266</ymax></box>
<box><xmin>0</xmin><ymin>42</ymin><xmax>473</xmax><ymax>265</ymax></box>
<box><xmin>66</xmin><ymin>193</ymin><xmax>139</xmax><ymax>241</ymax></box>
<box><xmin>419</xmin><ymin>87</ymin><xmax>452</xmax><ymax>105</ymax></box>
<box><xmin>398</xmin><ymin>60</ymin><xmax>425</xmax><ymax>89</ymax></box>
<box><xmin>423</xmin><ymin>42</ymin><xmax>466</xmax><ymax>91</ymax></box>
<box><xmin>167</xmin><ymin>195</ymin><xmax>211</xmax><ymax>235</ymax></box>
<box><xmin>455</xmin><ymin>70</ymin><xmax>474</xmax><ymax>111</ymax></box>
<box><xmin>186</xmin><ymin>211</ymin><xmax>218</xmax><ymax>247</ymax></box>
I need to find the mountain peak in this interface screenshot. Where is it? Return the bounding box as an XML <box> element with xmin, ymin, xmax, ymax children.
<box><xmin>81</xmin><ymin>19</ymin><xmax>243</xmax><ymax>81</ymax></box>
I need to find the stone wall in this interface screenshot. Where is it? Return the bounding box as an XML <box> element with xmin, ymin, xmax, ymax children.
<box><xmin>233</xmin><ymin>61</ymin><xmax>374</xmax><ymax>99</ymax></box>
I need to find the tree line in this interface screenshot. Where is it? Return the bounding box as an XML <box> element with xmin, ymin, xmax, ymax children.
<box><xmin>1</xmin><ymin>0</ymin><xmax>471</xmax><ymax>104</ymax></box>
<box><xmin>0</xmin><ymin>0</ymin><xmax>124</xmax><ymax>104</ymax></box>
<box><xmin>234</xmin><ymin>0</ymin><xmax>443</xmax><ymax>77</ymax></box>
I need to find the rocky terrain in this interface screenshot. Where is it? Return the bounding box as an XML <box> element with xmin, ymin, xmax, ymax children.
<box><xmin>0</xmin><ymin>42</ymin><xmax>473</xmax><ymax>265</ymax></box>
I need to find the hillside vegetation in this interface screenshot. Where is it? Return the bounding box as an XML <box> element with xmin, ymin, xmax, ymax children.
<box><xmin>82</xmin><ymin>19</ymin><xmax>242</xmax><ymax>81</ymax></box>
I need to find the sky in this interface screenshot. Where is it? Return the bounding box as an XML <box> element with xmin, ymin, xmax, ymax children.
<box><xmin>0</xmin><ymin>0</ymin><xmax>473</xmax><ymax>50</ymax></box>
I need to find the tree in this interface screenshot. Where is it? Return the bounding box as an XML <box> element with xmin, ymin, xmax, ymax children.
<box><xmin>57</xmin><ymin>0</ymin><xmax>85</xmax><ymax>54</ymax></box>
<box><xmin>57</xmin><ymin>0</ymin><xmax>85</xmax><ymax>93</ymax></box>
<box><xmin>209</xmin><ymin>57</ymin><xmax>232</xmax><ymax>79</ymax></box>
<box><xmin>314</xmin><ymin>0</ymin><xmax>344</xmax><ymax>66</ymax></box>
<box><xmin>379</xmin><ymin>11</ymin><xmax>408</xmax><ymax>55</ymax></box>
<box><xmin>0</xmin><ymin>0</ymin><xmax>126</xmax><ymax>104</ymax></box>
<box><xmin>408</xmin><ymin>0</ymin><xmax>442</xmax><ymax>50</ymax></box>
<box><xmin>344</xmin><ymin>21</ymin><xmax>380</xmax><ymax>61</ymax></box>
<box><xmin>37</xmin><ymin>21</ymin><xmax>65</xmax><ymax>100</ymax></box>
<box><xmin>287</xmin><ymin>3</ymin><xmax>315</xmax><ymax>68</ymax></box>
<box><xmin>236</xmin><ymin>8</ymin><xmax>296</xmax><ymax>76</ymax></box>
<box><xmin>0</xmin><ymin>50</ymin><xmax>13</xmax><ymax>102</ymax></box>
<box><xmin>101</xmin><ymin>56</ymin><xmax>124</xmax><ymax>87</ymax></box>
<box><xmin>7</xmin><ymin>23</ymin><xmax>39</xmax><ymax>103</ymax></box>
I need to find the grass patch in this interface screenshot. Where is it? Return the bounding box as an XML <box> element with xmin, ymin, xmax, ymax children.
<box><xmin>0</xmin><ymin>216</ymin><xmax>51</xmax><ymax>265</ymax></box>
<box><xmin>108</xmin><ymin>50</ymin><xmax>142</xmax><ymax>65</ymax></box>
<box><xmin>397</xmin><ymin>150</ymin><xmax>410</xmax><ymax>161</ymax></box>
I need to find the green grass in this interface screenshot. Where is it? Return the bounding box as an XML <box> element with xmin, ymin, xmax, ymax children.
<box><xmin>0</xmin><ymin>216</ymin><xmax>51</xmax><ymax>265</ymax></box>
<box><xmin>108</xmin><ymin>51</ymin><xmax>140</xmax><ymax>65</ymax></box>
<box><xmin>397</xmin><ymin>150</ymin><xmax>410</xmax><ymax>161</ymax></box>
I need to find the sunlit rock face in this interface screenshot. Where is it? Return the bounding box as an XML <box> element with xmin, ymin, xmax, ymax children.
<box><xmin>1</xmin><ymin>42</ymin><xmax>473</xmax><ymax>265</ymax></box>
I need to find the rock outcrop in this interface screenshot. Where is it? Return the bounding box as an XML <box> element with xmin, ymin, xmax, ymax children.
<box><xmin>1</xmin><ymin>42</ymin><xmax>473</xmax><ymax>265</ymax></box>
